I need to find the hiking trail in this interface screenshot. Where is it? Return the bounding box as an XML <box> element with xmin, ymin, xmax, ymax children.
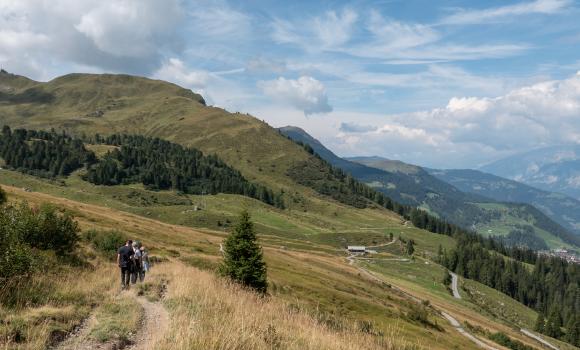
<box><xmin>126</xmin><ymin>291</ymin><xmax>169</xmax><ymax>350</ymax></box>
<box><xmin>54</xmin><ymin>287</ymin><xmax>169</xmax><ymax>350</ymax></box>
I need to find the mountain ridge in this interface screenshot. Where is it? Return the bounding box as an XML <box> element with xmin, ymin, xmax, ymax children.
<box><xmin>481</xmin><ymin>145</ymin><xmax>580</xmax><ymax>200</ymax></box>
<box><xmin>279</xmin><ymin>126</ymin><xmax>580</xmax><ymax>249</ymax></box>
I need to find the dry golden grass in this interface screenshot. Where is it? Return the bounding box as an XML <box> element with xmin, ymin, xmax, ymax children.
<box><xmin>150</xmin><ymin>262</ymin><xmax>421</xmax><ymax>350</ymax></box>
<box><xmin>0</xmin><ymin>262</ymin><xmax>118</xmax><ymax>350</ymax></box>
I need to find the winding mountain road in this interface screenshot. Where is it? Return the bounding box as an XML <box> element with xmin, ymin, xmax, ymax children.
<box><xmin>520</xmin><ymin>329</ymin><xmax>559</xmax><ymax>350</ymax></box>
<box><xmin>450</xmin><ymin>272</ymin><xmax>461</xmax><ymax>299</ymax></box>
<box><xmin>441</xmin><ymin>312</ymin><xmax>499</xmax><ymax>350</ymax></box>
<box><xmin>347</xmin><ymin>257</ymin><xmax>499</xmax><ymax>349</ymax></box>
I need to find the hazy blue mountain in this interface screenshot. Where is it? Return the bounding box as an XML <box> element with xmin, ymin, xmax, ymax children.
<box><xmin>428</xmin><ymin>168</ymin><xmax>580</xmax><ymax>236</ymax></box>
<box><xmin>481</xmin><ymin>145</ymin><xmax>580</xmax><ymax>200</ymax></box>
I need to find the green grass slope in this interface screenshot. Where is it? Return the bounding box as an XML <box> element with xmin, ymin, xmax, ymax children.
<box><xmin>0</xmin><ymin>72</ymin><xmax>330</xmax><ymax>209</ymax></box>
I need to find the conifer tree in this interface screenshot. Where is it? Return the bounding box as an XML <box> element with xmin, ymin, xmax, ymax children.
<box><xmin>566</xmin><ymin>316</ymin><xmax>580</xmax><ymax>346</ymax></box>
<box><xmin>219</xmin><ymin>210</ymin><xmax>267</xmax><ymax>294</ymax></box>
<box><xmin>406</xmin><ymin>239</ymin><xmax>415</xmax><ymax>256</ymax></box>
<box><xmin>534</xmin><ymin>314</ymin><xmax>545</xmax><ymax>333</ymax></box>
<box><xmin>0</xmin><ymin>185</ymin><xmax>6</xmax><ymax>205</ymax></box>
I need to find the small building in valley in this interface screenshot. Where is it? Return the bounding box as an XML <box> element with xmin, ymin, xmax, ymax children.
<box><xmin>347</xmin><ymin>246</ymin><xmax>366</xmax><ymax>254</ymax></box>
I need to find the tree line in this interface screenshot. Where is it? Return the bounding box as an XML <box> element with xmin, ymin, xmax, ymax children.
<box><xmin>0</xmin><ymin>126</ymin><xmax>96</xmax><ymax>178</ymax></box>
<box><xmin>83</xmin><ymin>133</ymin><xmax>284</xmax><ymax>208</ymax></box>
<box><xmin>440</xmin><ymin>235</ymin><xmax>579</xmax><ymax>346</ymax></box>
<box><xmin>290</xmin><ymin>139</ymin><xmax>539</xmax><ymax>255</ymax></box>
<box><xmin>0</xmin><ymin>126</ymin><xmax>283</xmax><ymax>208</ymax></box>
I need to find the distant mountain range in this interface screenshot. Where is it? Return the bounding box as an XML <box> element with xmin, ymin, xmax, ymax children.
<box><xmin>279</xmin><ymin>126</ymin><xmax>580</xmax><ymax>250</ymax></box>
<box><xmin>428</xmin><ymin>168</ymin><xmax>580</xmax><ymax>237</ymax></box>
<box><xmin>481</xmin><ymin>145</ymin><xmax>580</xmax><ymax>200</ymax></box>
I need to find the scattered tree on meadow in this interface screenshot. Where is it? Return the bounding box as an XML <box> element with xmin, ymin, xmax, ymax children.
<box><xmin>0</xmin><ymin>185</ymin><xmax>6</xmax><ymax>205</ymax></box>
<box><xmin>442</xmin><ymin>270</ymin><xmax>452</xmax><ymax>286</ymax></box>
<box><xmin>406</xmin><ymin>239</ymin><xmax>415</xmax><ymax>256</ymax></box>
<box><xmin>219</xmin><ymin>210</ymin><xmax>268</xmax><ymax>294</ymax></box>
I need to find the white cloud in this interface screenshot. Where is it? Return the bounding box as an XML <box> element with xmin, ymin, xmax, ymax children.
<box><xmin>0</xmin><ymin>0</ymin><xmax>185</xmax><ymax>79</ymax></box>
<box><xmin>246</xmin><ymin>57</ymin><xmax>287</xmax><ymax>74</ymax></box>
<box><xmin>258</xmin><ymin>76</ymin><xmax>333</xmax><ymax>115</ymax></box>
<box><xmin>272</xmin><ymin>8</ymin><xmax>358</xmax><ymax>50</ymax></box>
<box><xmin>153</xmin><ymin>58</ymin><xmax>211</xmax><ymax>89</ymax></box>
<box><xmin>152</xmin><ymin>58</ymin><xmax>254</xmax><ymax>111</ymax></box>
<box><xmin>341</xmin><ymin>64</ymin><xmax>506</xmax><ymax>96</ymax></box>
<box><xmin>189</xmin><ymin>3</ymin><xmax>251</xmax><ymax>41</ymax></box>
<box><xmin>334</xmin><ymin>72</ymin><xmax>580</xmax><ymax>167</ymax></box>
<box><xmin>273</xmin><ymin>9</ymin><xmax>530</xmax><ymax>64</ymax></box>
<box><xmin>441</xmin><ymin>0</ymin><xmax>571</xmax><ymax>25</ymax></box>
<box><xmin>365</xmin><ymin>11</ymin><xmax>440</xmax><ymax>51</ymax></box>
<box><xmin>75</xmin><ymin>0</ymin><xmax>182</xmax><ymax>57</ymax></box>
<box><xmin>313</xmin><ymin>9</ymin><xmax>358</xmax><ymax>48</ymax></box>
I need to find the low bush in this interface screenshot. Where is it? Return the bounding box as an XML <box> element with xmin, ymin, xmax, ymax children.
<box><xmin>404</xmin><ymin>304</ymin><xmax>442</xmax><ymax>331</ymax></box>
<box><xmin>0</xmin><ymin>185</ymin><xmax>6</xmax><ymax>205</ymax></box>
<box><xmin>4</xmin><ymin>203</ymin><xmax>80</xmax><ymax>255</ymax></box>
<box><xmin>1</xmin><ymin>203</ymin><xmax>80</xmax><ymax>280</ymax></box>
<box><xmin>84</xmin><ymin>229</ymin><xmax>126</xmax><ymax>260</ymax></box>
<box><xmin>489</xmin><ymin>332</ymin><xmax>534</xmax><ymax>350</ymax></box>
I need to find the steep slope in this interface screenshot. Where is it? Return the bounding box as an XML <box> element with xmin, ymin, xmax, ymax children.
<box><xmin>0</xmin><ymin>72</ymin><xmax>341</xmax><ymax>213</ymax></box>
<box><xmin>481</xmin><ymin>145</ymin><xmax>580</xmax><ymax>200</ymax></box>
<box><xmin>279</xmin><ymin>126</ymin><xmax>485</xmax><ymax>210</ymax></box>
<box><xmin>279</xmin><ymin>127</ymin><xmax>580</xmax><ymax>249</ymax></box>
<box><xmin>429</xmin><ymin>168</ymin><xmax>580</xmax><ymax>236</ymax></box>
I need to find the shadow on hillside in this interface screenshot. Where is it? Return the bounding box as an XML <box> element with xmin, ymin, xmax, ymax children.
<box><xmin>0</xmin><ymin>88</ymin><xmax>55</xmax><ymax>104</ymax></box>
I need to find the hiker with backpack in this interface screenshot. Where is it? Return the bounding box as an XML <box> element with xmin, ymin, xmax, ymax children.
<box><xmin>131</xmin><ymin>241</ymin><xmax>143</xmax><ymax>284</ymax></box>
<box><xmin>140</xmin><ymin>246</ymin><xmax>150</xmax><ymax>280</ymax></box>
<box><xmin>117</xmin><ymin>240</ymin><xmax>134</xmax><ymax>290</ymax></box>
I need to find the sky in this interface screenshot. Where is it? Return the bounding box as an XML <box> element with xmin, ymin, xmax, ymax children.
<box><xmin>1</xmin><ymin>0</ymin><xmax>580</xmax><ymax>168</ymax></box>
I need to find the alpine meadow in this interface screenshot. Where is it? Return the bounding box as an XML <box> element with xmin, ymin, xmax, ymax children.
<box><xmin>1</xmin><ymin>1</ymin><xmax>580</xmax><ymax>350</ymax></box>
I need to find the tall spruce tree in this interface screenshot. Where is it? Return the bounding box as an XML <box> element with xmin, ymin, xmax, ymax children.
<box><xmin>0</xmin><ymin>185</ymin><xmax>6</xmax><ymax>205</ymax></box>
<box><xmin>219</xmin><ymin>210</ymin><xmax>267</xmax><ymax>294</ymax></box>
<box><xmin>534</xmin><ymin>314</ymin><xmax>545</xmax><ymax>333</ymax></box>
<box><xmin>406</xmin><ymin>239</ymin><xmax>415</xmax><ymax>256</ymax></box>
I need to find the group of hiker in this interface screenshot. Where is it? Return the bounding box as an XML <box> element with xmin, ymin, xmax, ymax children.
<box><xmin>117</xmin><ymin>240</ymin><xmax>150</xmax><ymax>289</ymax></box>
